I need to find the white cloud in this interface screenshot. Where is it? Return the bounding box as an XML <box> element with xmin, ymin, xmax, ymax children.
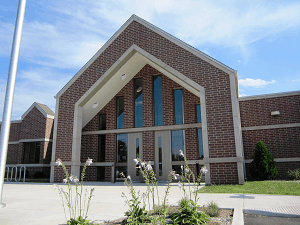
<box><xmin>293</xmin><ymin>79</ymin><xmax>300</xmax><ymax>82</ymax></box>
<box><xmin>238</xmin><ymin>60</ymin><xmax>241</xmax><ymax>63</ymax></box>
<box><xmin>239</xmin><ymin>94</ymin><xmax>248</xmax><ymax>97</ymax></box>
<box><xmin>239</xmin><ymin>78</ymin><xmax>277</xmax><ymax>88</ymax></box>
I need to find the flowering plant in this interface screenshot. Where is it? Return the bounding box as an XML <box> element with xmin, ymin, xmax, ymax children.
<box><xmin>171</xmin><ymin>150</ymin><xmax>210</xmax><ymax>224</ymax></box>
<box><xmin>54</xmin><ymin>158</ymin><xmax>95</xmax><ymax>225</ymax></box>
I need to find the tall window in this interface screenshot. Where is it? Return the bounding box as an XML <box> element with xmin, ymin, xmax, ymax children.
<box><xmin>134</xmin><ymin>78</ymin><xmax>143</xmax><ymax>127</ymax></box>
<box><xmin>174</xmin><ymin>89</ymin><xmax>184</xmax><ymax>124</ymax></box>
<box><xmin>23</xmin><ymin>142</ymin><xmax>40</xmax><ymax>164</ymax></box>
<box><xmin>153</xmin><ymin>75</ymin><xmax>163</xmax><ymax>126</ymax></box>
<box><xmin>196</xmin><ymin>104</ymin><xmax>203</xmax><ymax>158</ymax></box>
<box><xmin>116</xmin><ymin>134</ymin><xmax>128</xmax><ymax>178</ymax></box>
<box><xmin>196</xmin><ymin>104</ymin><xmax>201</xmax><ymax>123</ymax></box>
<box><xmin>116</xmin><ymin>96</ymin><xmax>124</xmax><ymax>129</ymax></box>
<box><xmin>98</xmin><ymin>135</ymin><xmax>105</xmax><ymax>162</ymax></box>
<box><xmin>99</xmin><ymin>114</ymin><xmax>106</xmax><ymax>130</ymax></box>
<box><xmin>171</xmin><ymin>130</ymin><xmax>184</xmax><ymax>161</ymax></box>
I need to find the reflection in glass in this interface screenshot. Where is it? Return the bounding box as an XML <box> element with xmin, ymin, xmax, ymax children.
<box><xmin>174</xmin><ymin>89</ymin><xmax>183</xmax><ymax>124</ymax></box>
<box><xmin>99</xmin><ymin>114</ymin><xmax>106</xmax><ymax>130</ymax></box>
<box><xmin>196</xmin><ymin>104</ymin><xmax>201</xmax><ymax>123</ymax></box>
<box><xmin>136</xmin><ymin>138</ymin><xmax>140</xmax><ymax>176</ymax></box>
<box><xmin>98</xmin><ymin>135</ymin><xmax>105</xmax><ymax>162</ymax></box>
<box><xmin>116</xmin><ymin>96</ymin><xmax>124</xmax><ymax>129</ymax></box>
<box><xmin>154</xmin><ymin>75</ymin><xmax>163</xmax><ymax>126</ymax></box>
<box><xmin>171</xmin><ymin>130</ymin><xmax>184</xmax><ymax>161</ymax></box>
<box><xmin>198</xmin><ymin>129</ymin><xmax>204</xmax><ymax>159</ymax></box>
<box><xmin>116</xmin><ymin>166</ymin><xmax>127</xmax><ymax>178</ymax></box>
<box><xmin>135</xmin><ymin>78</ymin><xmax>143</xmax><ymax>127</ymax></box>
<box><xmin>158</xmin><ymin>137</ymin><xmax>162</xmax><ymax>176</ymax></box>
<box><xmin>117</xmin><ymin>134</ymin><xmax>127</xmax><ymax>162</ymax></box>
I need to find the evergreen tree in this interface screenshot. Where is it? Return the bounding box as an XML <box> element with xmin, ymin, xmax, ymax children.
<box><xmin>250</xmin><ymin>141</ymin><xmax>278</xmax><ymax>180</ymax></box>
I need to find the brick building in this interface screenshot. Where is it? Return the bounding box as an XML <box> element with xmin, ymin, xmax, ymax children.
<box><xmin>50</xmin><ymin>15</ymin><xmax>299</xmax><ymax>184</ymax></box>
<box><xmin>3</xmin><ymin>102</ymin><xmax>54</xmax><ymax>178</ymax></box>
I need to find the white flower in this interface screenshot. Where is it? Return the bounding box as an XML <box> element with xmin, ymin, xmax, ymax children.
<box><xmin>86</xmin><ymin>158</ymin><xmax>93</xmax><ymax>166</ymax></box>
<box><xmin>127</xmin><ymin>175</ymin><xmax>131</xmax><ymax>180</ymax></box>
<box><xmin>170</xmin><ymin>171</ymin><xmax>179</xmax><ymax>180</ymax></box>
<box><xmin>141</xmin><ymin>162</ymin><xmax>146</xmax><ymax>167</ymax></box>
<box><xmin>185</xmin><ymin>168</ymin><xmax>190</xmax><ymax>173</ymax></box>
<box><xmin>179</xmin><ymin>149</ymin><xmax>184</xmax><ymax>157</ymax></box>
<box><xmin>133</xmin><ymin>158</ymin><xmax>139</xmax><ymax>165</ymax></box>
<box><xmin>53</xmin><ymin>184</ymin><xmax>57</xmax><ymax>190</ymax></box>
<box><xmin>121</xmin><ymin>192</ymin><xmax>126</xmax><ymax>198</ymax></box>
<box><xmin>200</xmin><ymin>166</ymin><xmax>208</xmax><ymax>174</ymax></box>
<box><xmin>63</xmin><ymin>178</ymin><xmax>67</xmax><ymax>184</ymax></box>
<box><xmin>69</xmin><ymin>176</ymin><xmax>74</xmax><ymax>182</ymax></box>
<box><xmin>55</xmin><ymin>159</ymin><xmax>62</xmax><ymax>166</ymax></box>
<box><xmin>181</xmin><ymin>165</ymin><xmax>184</xmax><ymax>171</ymax></box>
<box><xmin>146</xmin><ymin>164</ymin><xmax>152</xmax><ymax>171</ymax></box>
<box><xmin>73</xmin><ymin>177</ymin><xmax>79</xmax><ymax>183</ymax></box>
<box><xmin>178</xmin><ymin>181</ymin><xmax>182</xmax><ymax>189</ymax></box>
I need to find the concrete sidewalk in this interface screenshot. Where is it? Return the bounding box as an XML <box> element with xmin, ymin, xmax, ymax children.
<box><xmin>0</xmin><ymin>182</ymin><xmax>299</xmax><ymax>224</ymax></box>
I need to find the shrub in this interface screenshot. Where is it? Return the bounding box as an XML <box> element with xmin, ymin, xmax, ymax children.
<box><xmin>250</xmin><ymin>141</ymin><xmax>278</xmax><ymax>180</ymax></box>
<box><xmin>204</xmin><ymin>201</ymin><xmax>220</xmax><ymax>217</ymax></box>
<box><xmin>287</xmin><ymin>168</ymin><xmax>300</xmax><ymax>180</ymax></box>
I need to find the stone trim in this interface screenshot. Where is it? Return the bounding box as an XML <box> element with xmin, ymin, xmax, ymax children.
<box><xmin>55</xmin><ymin>15</ymin><xmax>234</xmax><ymax>99</ymax></box>
<box><xmin>239</xmin><ymin>90</ymin><xmax>300</xmax><ymax>101</ymax></box>
<box><xmin>8</xmin><ymin>141</ymin><xmax>19</xmax><ymax>145</ymax></box>
<box><xmin>19</xmin><ymin>138</ymin><xmax>52</xmax><ymax>142</ymax></box>
<box><xmin>6</xmin><ymin>164</ymin><xmax>51</xmax><ymax>167</ymax></box>
<box><xmin>50</xmin><ymin>161</ymin><xmax>114</xmax><ymax>166</ymax></box>
<box><xmin>242</xmin><ymin>123</ymin><xmax>300</xmax><ymax>131</ymax></box>
<box><xmin>245</xmin><ymin>158</ymin><xmax>300</xmax><ymax>163</ymax></box>
<box><xmin>82</xmin><ymin>123</ymin><xmax>202</xmax><ymax>135</ymax></box>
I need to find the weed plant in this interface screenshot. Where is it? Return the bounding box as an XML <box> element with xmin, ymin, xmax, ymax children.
<box><xmin>54</xmin><ymin>158</ymin><xmax>95</xmax><ymax>225</ymax></box>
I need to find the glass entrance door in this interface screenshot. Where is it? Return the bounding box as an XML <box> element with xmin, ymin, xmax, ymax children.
<box><xmin>154</xmin><ymin>131</ymin><xmax>172</xmax><ymax>181</ymax></box>
<box><xmin>128</xmin><ymin>132</ymin><xmax>143</xmax><ymax>181</ymax></box>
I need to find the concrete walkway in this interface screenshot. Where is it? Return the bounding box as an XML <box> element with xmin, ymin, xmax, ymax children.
<box><xmin>0</xmin><ymin>182</ymin><xmax>299</xmax><ymax>224</ymax></box>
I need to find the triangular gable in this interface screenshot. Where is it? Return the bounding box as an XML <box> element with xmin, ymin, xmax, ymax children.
<box><xmin>21</xmin><ymin>102</ymin><xmax>54</xmax><ymax>120</ymax></box>
<box><xmin>55</xmin><ymin>14</ymin><xmax>235</xmax><ymax>99</ymax></box>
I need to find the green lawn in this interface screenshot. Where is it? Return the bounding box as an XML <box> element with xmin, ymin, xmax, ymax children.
<box><xmin>198</xmin><ymin>181</ymin><xmax>300</xmax><ymax>196</ymax></box>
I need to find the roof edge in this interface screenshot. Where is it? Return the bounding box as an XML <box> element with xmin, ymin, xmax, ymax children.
<box><xmin>239</xmin><ymin>90</ymin><xmax>300</xmax><ymax>101</ymax></box>
<box><xmin>21</xmin><ymin>102</ymin><xmax>54</xmax><ymax>120</ymax></box>
<box><xmin>55</xmin><ymin>14</ymin><xmax>235</xmax><ymax>99</ymax></box>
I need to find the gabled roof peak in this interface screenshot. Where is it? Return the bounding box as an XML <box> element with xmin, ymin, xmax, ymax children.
<box><xmin>21</xmin><ymin>102</ymin><xmax>54</xmax><ymax>120</ymax></box>
<box><xmin>55</xmin><ymin>14</ymin><xmax>235</xmax><ymax>99</ymax></box>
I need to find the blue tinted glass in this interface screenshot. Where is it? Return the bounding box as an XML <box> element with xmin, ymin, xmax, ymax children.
<box><xmin>198</xmin><ymin>129</ymin><xmax>203</xmax><ymax>159</ymax></box>
<box><xmin>196</xmin><ymin>104</ymin><xmax>201</xmax><ymax>123</ymax></box>
<box><xmin>154</xmin><ymin>76</ymin><xmax>163</xmax><ymax>126</ymax></box>
<box><xmin>135</xmin><ymin>79</ymin><xmax>143</xmax><ymax>127</ymax></box>
<box><xmin>117</xmin><ymin>134</ymin><xmax>127</xmax><ymax>162</ymax></box>
<box><xmin>174</xmin><ymin>89</ymin><xmax>183</xmax><ymax>124</ymax></box>
<box><xmin>171</xmin><ymin>130</ymin><xmax>184</xmax><ymax>161</ymax></box>
<box><xmin>116</xmin><ymin>97</ymin><xmax>124</xmax><ymax>129</ymax></box>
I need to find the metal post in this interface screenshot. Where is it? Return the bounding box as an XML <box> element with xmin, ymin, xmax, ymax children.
<box><xmin>0</xmin><ymin>0</ymin><xmax>27</xmax><ymax>208</ymax></box>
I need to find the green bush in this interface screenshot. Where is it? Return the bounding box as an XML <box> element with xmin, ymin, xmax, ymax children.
<box><xmin>204</xmin><ymin>201</ymin><xmax>220</xmax><ymax>217</ymax></box>
<box><xmin>170</xmin><ymin>197</ymin><xmax>210</xmax><ymax>225</ymax></box>
<box><xmin>287</xmin><ymin>168</ymin><xmax>300</xmax><ymax>180</ymax></box>
<box><xmin>250</xmin><ymin>141</ymin><xmax>278</xmax><ymax>180</ymax></box>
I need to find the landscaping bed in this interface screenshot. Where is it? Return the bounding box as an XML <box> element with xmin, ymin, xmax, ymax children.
<box><xmin>102</xmin><ymin>207</ymin><xmax>233</xmax><ymax>225</ymax></box>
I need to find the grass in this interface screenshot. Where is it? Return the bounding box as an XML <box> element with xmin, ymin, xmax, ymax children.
<box><xmin>198</xmin><ymin>181</ymin><xmax>300</xmax><ymax>196</ymax></box>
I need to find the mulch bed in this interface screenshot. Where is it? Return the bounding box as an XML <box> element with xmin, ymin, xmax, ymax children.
<box><xmin>102</xmin><ymin>208</ymin><xmax>233</xmax><ymax>225</ymax></box>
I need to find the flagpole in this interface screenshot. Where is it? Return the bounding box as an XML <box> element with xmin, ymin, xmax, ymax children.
<box><xmin>0</xmin><ymin>0</ymin><xmax>27</xmax><ymax>208</ymax></box>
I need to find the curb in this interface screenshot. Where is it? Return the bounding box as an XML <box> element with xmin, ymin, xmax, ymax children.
<box><xmin>232</xmin><ymin>208</ymin><xmax>244</xmax><ymax>225</ymax></box>
<box><xmin>244</xmin><ymin>209</ymin><xmax>300</xmax><ymax>218</ymax></box>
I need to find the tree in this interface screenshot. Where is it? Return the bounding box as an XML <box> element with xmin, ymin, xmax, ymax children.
<box><xmin>250</xmin><ymin>141</ymin><xmax>278</xmax><ymax>180</ymax></box>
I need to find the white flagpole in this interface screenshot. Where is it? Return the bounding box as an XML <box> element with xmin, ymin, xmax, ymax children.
<box><xmin>0</xmin><ymin>0</ymin><xmax>27</xmax><ymax>208</ymax></box>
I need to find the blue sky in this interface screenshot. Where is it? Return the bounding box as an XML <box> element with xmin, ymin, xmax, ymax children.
<box><xmin>0</xmin><ymin>0</ymin><xmax>300</xmax><ymax>120</ymax></box>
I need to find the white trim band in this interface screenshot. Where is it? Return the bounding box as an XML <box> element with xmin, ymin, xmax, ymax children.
<box><xmin>239</xmin><ymin>90</ymin><xmax>300</xmax><ymax>101</ymax></box>
<box><xmin>242</xmin><ymin>123</ymin><xmax>300</xmax><ymax>131</ymax></box>
<box><xmin>19</xmin><ymin>138</ymin><xmax>53</xmax><ymax>142</ymax></box>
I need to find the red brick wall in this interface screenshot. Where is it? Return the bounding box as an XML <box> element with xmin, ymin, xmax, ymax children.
<box><xmin>243</xmin><ymin>127</ymin><xmax>300</xmax><ymax>160</ymax></box>
<box><xmin>6</xmin><ymin>144</ymin><xmax>19</xmax><ymax>164</ymax></box>
<box><xmin>5</xmin><ymin>122</ymin><xmax>21</xmax><ymax>142</ymax></box>
<box><xmin>56</xmin><ymin>20</ymin><xmax>237</xmax><ymax>183</ymax></box>
<box><xmin>239</xmin><ymin>95</ymin><xmax>300</xmax><ymax>127</ymax></box>
<box><xmin>210</xmin><ymin>162</ymin><xmax>239</xmax><ymax>184</ymax></box>
<box><xmin>245</xmin><ymin>161</ymin><xmax>300</xmax><ymax>180</ymax></box>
